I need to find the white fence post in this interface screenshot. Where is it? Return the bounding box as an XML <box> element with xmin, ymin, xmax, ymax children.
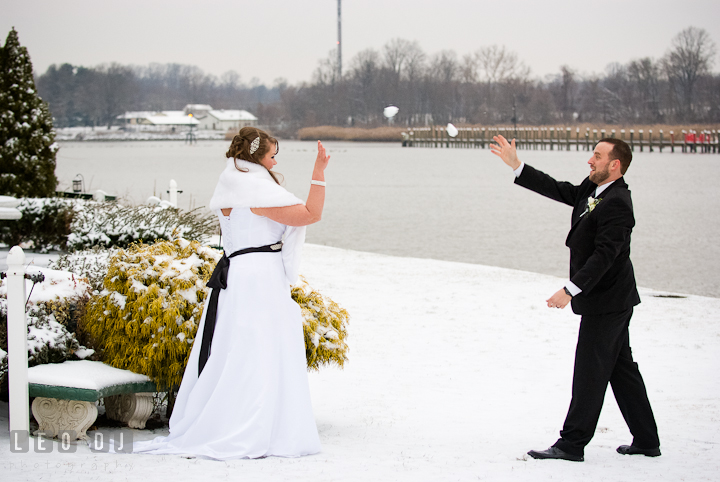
<box><xmin>6</xmin><ymin>246</ymin><xmax>29</xmax><ymax>433</ymax></box>
<box><xmin>169</xmin><ymin>179</ymin><xmax>178</xmax><ymax>208</ymax></box>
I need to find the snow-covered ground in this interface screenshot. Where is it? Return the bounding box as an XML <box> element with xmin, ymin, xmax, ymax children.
<box><xmin>1</xmin><ymin>244</ymin><xmax>718</xmax><ymax>481</ymax></box>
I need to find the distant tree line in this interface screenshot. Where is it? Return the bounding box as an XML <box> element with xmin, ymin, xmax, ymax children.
<box><xmin>36</xmin><ymin>63</ymin><xmax>281</xmax><ymax>128</ymax></box>
<box><xmin>36</xmin><ymin>26</ymin><xmax>718</xmax><ymax>132</ymax></box>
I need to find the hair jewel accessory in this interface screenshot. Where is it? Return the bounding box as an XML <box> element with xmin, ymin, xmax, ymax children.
<box><xmin>249</xmin><ymin>136</ymin><xmax>261</xmax><ymax>155</ymax></box>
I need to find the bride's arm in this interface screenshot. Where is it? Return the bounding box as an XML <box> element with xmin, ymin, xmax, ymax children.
<box><xmin>251</xmin><ymin>140</ymin><xmax>330</xmax><ymax>227</ymax></box>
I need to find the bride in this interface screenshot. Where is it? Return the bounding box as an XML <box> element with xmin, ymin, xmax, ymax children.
<box><xmin>133</xmin><ymin>127</ymin><xmax>330</xmax><ymax>459</ymax></box>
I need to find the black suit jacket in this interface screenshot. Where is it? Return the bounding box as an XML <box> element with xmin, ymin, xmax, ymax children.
<box><xmin>515</xmin><ymin>164</ymin><xmax>641</xmax><ymax>316</ymax></box>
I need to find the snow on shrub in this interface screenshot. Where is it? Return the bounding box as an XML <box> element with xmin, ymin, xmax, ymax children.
<box><xmin>0</xmin><ymin>267</ymin><xmax>92</xmax><ymax>388</ymax></box>
<box><xmin>67</xmin><ymin>201</ymin><xmax>217</xmax><ymax>250</ymax></box>
<box><xmin>0</xmin><ymin>198</ymin><xmax>217</xmax><ymax>252</ymax></box>
<box><xmin>0</xmin><ymin>197</ymin><xmax>72</xmax><ymax>252</ymax></box>
<box><xmin>83</xmin><ymin>239</ymin><xmax>221</xmax><ymax>390</ymax></box>
<box><xmin>293</xmin><ymin>276</ymin><xmax>349</xmax><ymax>371</ymax></box>
<box><xmin>49</xmin><ymin>245</ymin><xmax>118</xmax><ymax>292</ymax></box>
<box><xmin>82</xmin><ymin>239</ymin><xmax>350</xmax><ymax>391</ymax></box>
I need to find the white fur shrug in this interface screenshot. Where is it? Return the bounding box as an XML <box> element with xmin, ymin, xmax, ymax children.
<box><xmin>209</xmin><ymin>159</ymin><xmax>306</xmax><ymax>285</ymax></box>
<box><xmin>209</xmin><ymin>159</ymin><xmax>303</xmax><ymax>210</ymax></box>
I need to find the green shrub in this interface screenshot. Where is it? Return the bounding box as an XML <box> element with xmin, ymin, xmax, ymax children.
<box><xmin>293</xmin><ymin>276</ymin><xmax>349</xmax><ymax>371</ymax></box>
<box><xmin>0</xmin><ymin>198</ymin><xmax>72</xmax><ymax>252</ymax></box>
<box><xmin>0</xmin><ymin>198</ymin><xmax>218</xmax><ymax>252</ymax></box>
<box><xmin>83</xmin><ymin>240</ymin><xmax>350</xmax><ymax>392</ymax></box>
<box><xmin>67</xmin><ymin>202</ymin><xmax>217</xmax><ymax>250</ymax></box>
<box><xmin>83</xmin><ymin>239</ymin><xmax>220</xmax><ymax>391</ymax></box>
<box><xmin>49</xmin><ymin>245</ymin><xmax>118</xmax><ymax>292</ymax></box>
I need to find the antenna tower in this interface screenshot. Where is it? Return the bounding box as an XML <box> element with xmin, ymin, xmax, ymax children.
<box><xmin>337</xmin><ymin>0</ymin><xmax>342</xmax><ymax>78</ymax></box>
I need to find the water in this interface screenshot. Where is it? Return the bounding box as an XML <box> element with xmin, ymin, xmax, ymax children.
<box><xmin>55</xmin><ymin>140</ymin><xmax>720</xmax><ymax>298</ymax></box>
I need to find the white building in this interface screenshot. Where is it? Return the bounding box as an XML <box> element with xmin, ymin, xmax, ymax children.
<box><xmin>117</xmin><ymin>111</ymin><xmax>156</xmax><ymax>125</ymax></box>
<box><xmin>118</xmin><ymin>106</ymin><xmax>257</xmax><ymax>131</ymax></box>
<box><xmin>183</xmin><ymin>104</ymin><xmax>213</xmax><ymax>118</ymax></box>
<box><xmin>117</xmin><ymin>111</ymin><xmax>199</xmax><ymax>130</ymax></box>
<box><xmin>197</xmin><ymin>110</ymin><xmax>258</xmax><ymax>131</ymax></box>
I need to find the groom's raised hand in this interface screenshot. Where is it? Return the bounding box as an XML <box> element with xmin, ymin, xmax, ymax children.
<box><xmin>490</xmin><ymin>135</ymin><xmax>521</xmax><ymax>170</ymax></box>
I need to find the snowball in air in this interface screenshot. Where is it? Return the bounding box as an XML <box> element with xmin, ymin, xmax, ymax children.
<box><xmin>383</xmin><ymin>106</ymin><xmax>399</xmax><ymax>118</ymax></box>
<box><xmin>446</xmin><ymin>123</ymin><xmax>459</xmax><ymax>137</ymax></box>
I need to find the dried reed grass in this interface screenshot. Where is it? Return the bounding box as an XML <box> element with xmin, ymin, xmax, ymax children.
<box><xmin>297</xmin><ymin>126</ymin><xmax>406</xmax><ymax>142</ymax></box>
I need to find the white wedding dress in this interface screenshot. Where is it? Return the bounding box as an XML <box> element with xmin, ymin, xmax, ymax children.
<box><xmin>132</xmin><ymin>208</ymin><xmax>321</xmax><ymax>460</ymax></box>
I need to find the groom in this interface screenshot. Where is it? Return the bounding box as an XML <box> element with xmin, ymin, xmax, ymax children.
<box><xmin>490</xmin><ymin>135</ymin><xmax>660</xmax><ymax>462</ymax></box>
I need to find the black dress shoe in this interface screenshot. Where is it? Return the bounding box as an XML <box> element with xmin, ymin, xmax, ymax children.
<box><xmin>527</xmin><ymin>447</ymin><xmax>584</xmax><ymax>462</ymax></box>
<box><xmin>617</xmin><ymin>445</ymin><xmax>661</xmax><ymax>457</ymax></box>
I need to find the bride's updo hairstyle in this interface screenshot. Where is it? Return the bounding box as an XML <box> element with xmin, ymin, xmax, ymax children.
<box><xmin>226</xmin><ymin>126</ymin><xmax>282</xmax><ymax>185</ymax></box>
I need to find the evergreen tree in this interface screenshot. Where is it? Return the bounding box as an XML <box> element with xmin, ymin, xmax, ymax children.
<box><xmin>0</xmin><ymin>28</ymin><xmax>58</xmax><ymax>198</ymax></box>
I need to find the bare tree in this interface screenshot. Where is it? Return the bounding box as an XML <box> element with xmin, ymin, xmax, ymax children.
<box><xmin>663</xmin><ymin>26</ymin><xmax>717</xmax><ymax>118</ymax></box>
<box><xmin>460</xmin><ymin>53</ymin><xmax>480</xmax><ymax>83</ymax></box>
<box><xmin>348</xmin><ymin>49</ymin><xmax>382</xmax><ymax>122</ymax></box>
<box><xmin>429</xmin><ymin>50</ymin><xmax>459</xmax><ymax>83</ymax></box>
<box><xmin>402</xmin><ymin>42</ymin><xmax>427</xmax><ymax>82</ymax></box>
<box><xmin>473</xmin><ymin>45</ymin><xmax>530</xmax><ymax>83</ymax></box>
<box><xmin>627</xmin><ymin>57</ymin><xmax>661</xmax><ymax>121</ymax></box>
<box><xmin>383</xmin><ymin>38</ymin><xmax>425</xmax><ymax>79</ymax></box>
<box><xmin>558</xmin><ymin>65</ymin><xmax>577</xmax><ymax>118</ymax></box>
<box><xmin>383</xmin><ymin>38</ymin><xmax>410</xmax><ymax>76</ymax></box>
<box><xmin>95</xmin><ymin>63</ymin><xmax>137</xmax><ymax>128</ymax></box>
<box><xmin>313</xmin><ymin>50</ymin><xmax>341</xmax><ymax>86</ymax></box>
<box><xmin>220</xmin><ymin>70</ymin><xmax>241</xmax><ymax>89</ymax></box>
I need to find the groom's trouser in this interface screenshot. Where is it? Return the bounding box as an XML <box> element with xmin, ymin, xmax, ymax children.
<box><xmin>552</xmin><ymin>308</ymin><xmax>660</xmax><ymax>456</ymax></box>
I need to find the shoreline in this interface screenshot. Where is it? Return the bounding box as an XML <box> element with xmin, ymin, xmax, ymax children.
<box><xmin>1</xmin><ymin>243</ymin><xmax>715</xmax><ymax>300</ymax></box>
<box><xmin>54</xmin><ymin>138</ymin><xmax>402</xmax><ymax>143</ymax></box>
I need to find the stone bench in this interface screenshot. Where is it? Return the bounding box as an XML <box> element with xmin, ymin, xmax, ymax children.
<box><xmin>28</xmin><ymin>360</ymin><xmax>156</xmax><ymax>440</ymax></box>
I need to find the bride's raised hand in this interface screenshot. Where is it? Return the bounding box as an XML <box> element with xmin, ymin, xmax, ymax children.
<box><xmin>490</xmin><ymin>134</ymin><xmax>520</xmax><ymax>170</ymax></box>
<box><xmin>314</xmin><ymin>140</ymin><xmax>330</xmax><ymax>172</ymax></box>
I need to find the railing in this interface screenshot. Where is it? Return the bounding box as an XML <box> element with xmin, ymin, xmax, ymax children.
<box><xmin>402</xmin><ymin>126</ymin><xmax>720</xmax><ymax>153</ymax></box>
<box><xmin>3</xmin><ymin>247</ymin><xmax>32</xmax><ymax>435</ymax></box>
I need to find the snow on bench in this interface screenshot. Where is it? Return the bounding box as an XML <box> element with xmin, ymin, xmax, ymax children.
<box><xmin>28</xmin><ymin>360</ymin><xmax>156</xmax><ymax>439</ymax></box>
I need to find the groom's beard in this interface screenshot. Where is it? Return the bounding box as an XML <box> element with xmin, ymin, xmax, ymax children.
<box><xmin>589</xmin><ymin>164</ymin><xmax>610</xmax><ymax>184</ymax></box>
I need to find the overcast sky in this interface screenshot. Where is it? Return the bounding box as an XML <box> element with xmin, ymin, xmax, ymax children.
<box><xmin>2</xmin><ymin>0</ymin><xmax>719</xmax><ymax>86</ymax></box>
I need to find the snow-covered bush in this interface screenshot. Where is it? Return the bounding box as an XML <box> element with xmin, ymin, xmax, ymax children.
<box><xmin>82</xmin><ymin>239</ymin><xmax>350</xmax><ymax>389</ymax></box>
<box><xmin>83</xmin><ymin>239</ymin><xmax>221</xmax><ymax>390</ymax></box>
<box><xmin>0</xmin><ymin>267</ymin><xmax>92</xmax><ymax>390</ymax></box>
<box><xmin>0</xmin><ymin>197</ymin><xmax>73</xmax><ymax>252</ymax></box>
<box><xmin>67</xmin><ymin>201</ymin><xmax>217</xmax><ymax>250</ymax></box>
<box><xmin>293</xmin><ymin>276</ymin><xmax>350</xmax><ymax>371</ymax></box>
<box><xmin>0</xmin><ymin>198</ymin><xmax>217</xmax><ymax>252</ymax></box>
<box><xmin>49</xmin><ymin>245</ymin><xmax>118</xmax><ymax>292</ymax></box>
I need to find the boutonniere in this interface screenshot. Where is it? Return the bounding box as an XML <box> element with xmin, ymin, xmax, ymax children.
<box><xmin>580</xmin><ymin>196</ymin><xmax>602</xmax><ymax>218</ymax></box>
<box><xmin>588</xmin><ymin>196</ymin><xmax>602</xmax><ymax>213</ymax></box>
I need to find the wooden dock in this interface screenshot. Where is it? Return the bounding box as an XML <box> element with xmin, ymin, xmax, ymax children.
<box><xmin>402</xmin><ymin>126</ymin><xmax>720</xmax><ymax>153</ymax></box>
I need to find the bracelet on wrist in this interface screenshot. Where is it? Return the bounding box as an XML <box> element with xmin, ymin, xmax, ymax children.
<box><xmin>311</xmin><ymin>180</ymin><xmax>326</xmax><ymax>187</ymax></box>
<box><xmin>563</xmin><ymin>287</ymin><xmax>573</xmax><ymax>298</ymax></box>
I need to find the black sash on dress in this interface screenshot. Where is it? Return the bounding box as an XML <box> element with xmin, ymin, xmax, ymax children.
<box><xmin>198</xmin><ymin>242</ymin><xmax>283</xmax><ymax>375</ymax></box>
